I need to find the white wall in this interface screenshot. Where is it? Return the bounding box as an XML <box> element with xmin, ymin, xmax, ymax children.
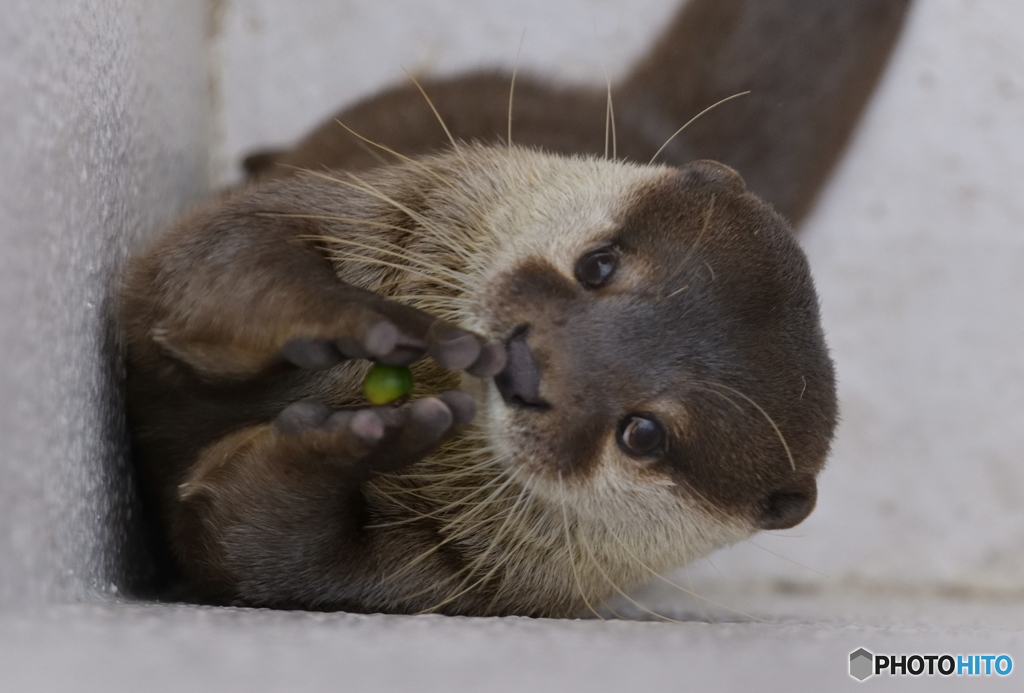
<box><xmin>0</xmin><ymin>0</ymin><xmax>213</xmax><ymax>607</ymax></box>
<box><xmin>215</xmin><ymin>0</ymin><xmax>1024</xmax><ymax>596</ymax></box>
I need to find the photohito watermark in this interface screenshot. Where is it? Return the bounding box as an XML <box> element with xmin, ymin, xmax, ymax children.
<box><xmin>850</xmin><ymin>648</ymin><xmax>1013</xmax><ymax>681</ymax></box>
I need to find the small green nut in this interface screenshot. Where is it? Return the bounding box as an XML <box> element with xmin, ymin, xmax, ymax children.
<box><xmin>363</xmin><ymin>363</ymin><xmax>415</xmax><ymax>405</ymax></box>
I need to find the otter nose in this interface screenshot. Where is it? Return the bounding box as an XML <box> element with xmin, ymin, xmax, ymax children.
<box><xmin>755</xmin><ymin>478</ymin><xmax>817</xmax><ymax>530</ymax></box>
<box><xmin>494</xmin><ymin>325</ymin><xmax>549</xmax><ymax>410</ymax></box>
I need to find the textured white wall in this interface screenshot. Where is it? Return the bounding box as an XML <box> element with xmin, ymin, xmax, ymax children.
<box><xmin>0</xmin><ymin>0</ymin><xmax>213</xmax><ymax>608</ymax></box>
<box><xmin>215</xmin><ymin>0</ymin><xmax>1024</xmax><ymax>596</ymax></box>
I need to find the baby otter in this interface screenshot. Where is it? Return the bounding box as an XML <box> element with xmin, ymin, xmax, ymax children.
<box><xmin>120</xmin><ymin>0</ymin><xmax>910</xmax><ymax>616</ymax></box>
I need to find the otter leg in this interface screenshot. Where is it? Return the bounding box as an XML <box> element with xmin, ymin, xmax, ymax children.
<box><xmin>122</xmin><ymin>210</ymin><xmax>504</xmax><ymax>381</ymax></box>
<box><xmin>174</xmin><ymin>391</ymin><xmax>474</xmax><ymax>607</ymax></box>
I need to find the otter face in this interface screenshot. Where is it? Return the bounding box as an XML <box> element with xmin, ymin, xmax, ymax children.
<box><xmin>468</xmin><ymin>153</ymin><xmax>837</xmax><ymax>563</ymax></box>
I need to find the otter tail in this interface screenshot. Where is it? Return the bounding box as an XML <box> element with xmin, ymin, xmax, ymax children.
<box><xmin>620</xmin><ymin>0</ymin><xmax>913</xmax><ymax>223</ymax></box>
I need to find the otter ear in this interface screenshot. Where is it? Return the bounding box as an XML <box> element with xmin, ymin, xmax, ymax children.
<box><xmin>679</xmin><ymin>160</ymin><xmax>746</xmax><ymax>195</ymax></box>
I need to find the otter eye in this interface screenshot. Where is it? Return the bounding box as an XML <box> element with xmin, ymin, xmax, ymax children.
<box><xmin>616</xmin><ymin>414</ymin><xmax>666</xmax><ymax>457</ymax></box>
<box><xmin>574</xmin><ymin>247</ymin><xmax>617</xmax><ymax>289</ymax></box>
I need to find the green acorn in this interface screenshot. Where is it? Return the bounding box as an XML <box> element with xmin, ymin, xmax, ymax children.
<box><xmin>363</xmin><ymin>363</ymin><xmax>415</xmax><ymax>405</ymax></box>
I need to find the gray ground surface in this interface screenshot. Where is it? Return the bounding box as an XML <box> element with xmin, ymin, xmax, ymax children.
<box><xmin>3</xmin><ymin>594</ymin><xmax>1021</xmax><ymax>692</ymax></box>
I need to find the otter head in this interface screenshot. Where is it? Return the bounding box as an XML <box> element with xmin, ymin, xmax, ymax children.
<box><xmin>459</xmin><ymin>149</ymin><xmax>837</xmax><ymax>571</ymax></box>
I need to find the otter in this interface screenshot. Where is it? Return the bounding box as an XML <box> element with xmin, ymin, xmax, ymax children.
<box><xmin>120</xmin><ymin>0</ymin><xmax>911</xmax><ymax>616</ymax></box>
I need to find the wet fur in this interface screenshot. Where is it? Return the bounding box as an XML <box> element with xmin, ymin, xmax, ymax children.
<box><xmin>121</xmin><ymin>0</ymin><xmax>911</xmax><ymax>616</ymax></box>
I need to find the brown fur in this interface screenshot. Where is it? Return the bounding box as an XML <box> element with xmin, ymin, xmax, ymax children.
<box><xmin>120</xmin><ymin>0</ymin><xmax>910</xmax><ymax>615</ymax></box>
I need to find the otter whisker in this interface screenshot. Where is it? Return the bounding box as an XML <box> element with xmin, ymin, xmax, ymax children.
<box><xmin>601</xmin><ymin>64</ymin><xmax>617</xmax><ymax>161</ymax></box>
<box><xmin>648</xmin><ymin>91</ymin><xmax>751</xmax><ymax>165</ymax></box>
<box><xmin>380</xmin><ymin>462</ymin><xmax>499</xmax><ymax>482</ymax></box>
<box><xmin>372</xmin><ymin>288</ymin><xmax>465</xmax><ymax>310</ymax></box>
<box><xmin>313</xmin><ymin>237</ymin><xmax>471</xmax><ymax>287</ymax></box>
<box><xmin>256</xmin><ymin>212</ymin><xmax>475</xmax><ymax>263</ymax></box>
<box><xmin>654</xmin><ymin>452</ymin><xmax>729</xmax><ymax>535</ymax></box>
<box><xmin>436</xmin><ymin>484</ymin><xmax>520</xmax><ymax>537</ymax></box>
<box><xmin>372</xmin><ymin>448</ymin><xmax>503</xmax><ymax>481</ymax></box>
<box><xmin>366</xmin><ymin>491</ymin><xmax>508</xmax><ymax>528</ymax></box>
<box><xmin>352</xmin><ymin>136</ymin><xmax>391</xmax><ymax>167</ymax></box>
<box><xmin>312</xmin><ymin>235</ymin><xmax>473</xmax><ymax>290</ymax></box>
<box><xmin>402</xmin><ymin>68</ymin><xmax>469</xmax><ymax>168</ymax></box>
<box><xmin>577</xmin><ymin>531</ymin><xmax>684</xmax><ymax>624</ymax></box>
<box><xmin>701</xmin><ymin>554</ymin><xmax>729</xmax><ymax>583</ymax></box>
<box><xmin>746</xmin><ymin>539</ymin><xmax>831</xmax><ymax>579</ymax></box>
<box><xmin>691</xmin><ymin>383</ymin><xmax>745</xmax><ymax>416</ymax></box>
<box><xmin>698</xmin><ymin>553</ymin><xmax>780</xmax><ymax>626</ymax></box>
<box><xmin>338</xmin><ymin>171</ymin><xmax>479</xmax><ymax>262</ymax></box>
<box><xmin>387</xmin><ymin>295</ymin><xmax>473</xmax><ymax>308</ymax></box>
<box><xmin>382</xmin><ymin>468</ymin><xmax>519</xmax><ymax>583</ymax></box>
<box><xmin>376</xmin><ymin>479</ymin><xmax>497</xmax><ymax>494</ymax></box>
<box><xmin>597</xmin><ymin>598</ymin><xmax>628</xmax><ymax>621</ymax></box>
<box><xmin>668</xmin><ymin>488</ymin><xmax>715</xmax><ymax>624</ymax></box>
<box><xmin>372</xmin><ymin>448</ymin><xmax>505</xmax><ymax>489</ymax></box>
<box><xmin>392</xmin><ymin>493</ymin><xmax>532</xmax><ymax>609</ymax></box>
<box><xmin>603</xmin><ymin>67</ymin><xmax>611</xmax><ymax>160</ymax></box>
<box><xmin>294</xmin><ymin>167</ymin><xmax>477</xmax><ymax>263</ymax></box>
<box><xmin>380</xmin><ymin>459</ymin><xmax>503</xmax><ymax>482</ymax></box>
<box><xmin>599</xmin><ymin>520</ymin><xmax>769</xmax><ymax>624</ymax></box>
<box><xmin>284</xmin><ymin>176</ymin><xmax>468</xmax><ymax>260</ymax></box>
<box><xmin>322</xmin><ymin>252</ymin><xmax>467</xmax><ymax>295</ymax></box>
<box><xmin>383</xmin><ymin>466</ymin><xmax>505</xmax><ymax>485</ymax></box>
<box><xmin>416</xmin><ymin>479</ymin><xmax>533</xmax><ymax>614</ymax></box>
<box><xmin>558</xmin><ymin>472</ymin><xmax>604</xmax><ymax>620</ymax></box>
<box><xmin>609</xmin><ymin>90</ymin><xmax>617</xmax><ymax>161</ymax></box>
<box><xmin>400</xmin><ymin>489</ymin><xmax>526</xmax><ymax>608</ymax></box>
<box><xmin>666</xmin><ymin>193</ymin><xmax>716</xmax><ymax>299</ymax></box>
<box><xmin>459</xmin><ymin>479</ymin><xmax>531</xmax><ymax>575</ymax></box>
<box><xmin>379</xmin><ymin>485</ymin><xmax>504</xmax><ymax>502</ymax></box>
<box><xmin>508</xmin><ymin>29</ymin><xmax>526</xmax><ymax>152</ymax></box>
<box><xmin>334</xmin><ymin>118</ymin><xmax>461</xmax><ymax>193</ymax></box>
<box><xmin>368</xmin><ymin>464</ymin><xmax>513</xmax><ymax>529</ymax></box>
<box><xmin>482</xmin><ymin>472</ymin><xmax>538</xmax><ymax>614</ymax></box>
<box><xmin>696</xmin><ymin>380</ymin><xmax>797</xmax><ymax>472</ymax></box>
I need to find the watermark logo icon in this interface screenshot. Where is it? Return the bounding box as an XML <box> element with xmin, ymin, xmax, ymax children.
<box><xmin>850</xmin><ymin>648</ymin><xmax>874</xmax><ymax>681</ymax></box>
<box><xmin>849</xmin><ymin>648</ymin><xmax>1012</xmax><ymax>681</ymax></box>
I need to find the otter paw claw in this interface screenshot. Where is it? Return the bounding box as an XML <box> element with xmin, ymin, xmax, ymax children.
<box><xmin>275</xmin><ymin>399</ymin><xmax>334</xmax><ymax>434</ymax></box>
<box><xmin>274</xmin><ymin>392</ymin><xmax>476</xmax><ymax>474</ymax></box>
<box><xmin>280</xmin><ymin>297</ymin><xmax>506</xmax><ymax>375</ymax></box>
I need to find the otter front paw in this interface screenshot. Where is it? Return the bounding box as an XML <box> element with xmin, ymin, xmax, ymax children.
<box><xmin>149</xmin><ymin>277</ymin><xmax>504</xmax><ymax>380</ymax></box>
<box><xmin>274</xmin><ymin>391</ymin><xmax>475</xmax><ymax>475</ymax></box>
<box><xmin>279</xmin><ymin>292</ymin><xmax>505</xmax><ymax>377</ymax></box>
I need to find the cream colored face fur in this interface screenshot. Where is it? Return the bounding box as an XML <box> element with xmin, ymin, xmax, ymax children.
<box><xmin>372</xmin><ymin>148</ymin><xmax>758</xmax><ymax>603</ymax></box>
<box><xmin>482</xmin><ymin>153</ymin><xmax>751</xmax><ymax>531</ymax></box>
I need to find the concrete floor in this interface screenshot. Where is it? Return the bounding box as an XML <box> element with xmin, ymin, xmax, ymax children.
<box><xmin>4</xmin><ymin>591</ymin><xmax>1021</xmax><ymax>692</ymax></box>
